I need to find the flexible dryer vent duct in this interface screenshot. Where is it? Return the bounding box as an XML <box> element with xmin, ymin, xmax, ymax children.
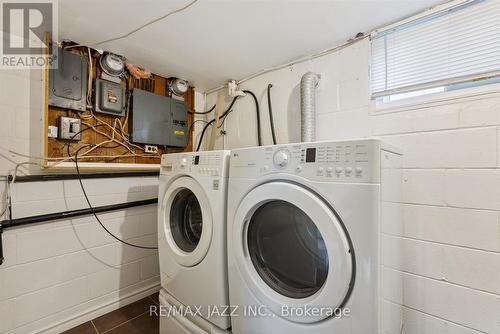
<box><xmin>300</xmin><ymin>72</ymin><xmax>320</xmax><ymax>142</ymax></box>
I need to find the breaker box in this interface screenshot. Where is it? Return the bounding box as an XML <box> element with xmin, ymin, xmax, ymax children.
<box><xmin>130</xmin><ymin>89</ymin><xmax>188</xmax><ymax>147</ymax></box>
<box><xmin>48</xmin><ymin>47</ymin><xmax>88</xmax><ymax>112</ymax></box>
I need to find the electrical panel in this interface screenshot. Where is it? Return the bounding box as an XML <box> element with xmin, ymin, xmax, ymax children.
<box><xmin>94</xmin><ymin>79</ymin><xmax>126</xmax><ymax>116</ymax></box>
<box><xmin>48</xmin><ymin>47</ymin><xmax>88</xmax><ymax>112</ymax></box>
<box><xmin>130</xmin><ymin>89</ymin><xmax>188</xmax><ymax>147</ymax></box>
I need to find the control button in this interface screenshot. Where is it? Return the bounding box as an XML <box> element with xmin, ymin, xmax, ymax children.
<box><xmin>335</xmin><ymin>167</ymin><xmax>343</xmax><ymax>174</ymax></box>
<box><xmin>263</xmin><ymin>165</ymin><xmax>269</xmax><ymax>172</ymax></box>
<box><xmin>326</xmin><ymin>167</ymin><xmax>333</xmax><ymax>176</ymax></box>
<box><xmin>180</xmin><ymin>158</ymin><xmax>187</xmax><ymax>168</ymax></box>
<box><xmin>345</xmin><ymin>167</ymin><xmax>353</xmax><ymax>175</ymax></box>
<box><xmin>317</xmin><ymin>167</ymin><xmax>324</xmax><ymax>176</ymax></box>
<box><xmin>295</xmin><ymin>166</ymin><xmax>303</xmax><ymax>173</ymax></box>
<box><xmin>273</xmin><ymin>150</ymin><xmax>289</xmax><ymax>168</ymax></box>
<box><xmin>355</xmin><ymin>167</ymin><xmax>363</xmax><ymax>175</ymax></box>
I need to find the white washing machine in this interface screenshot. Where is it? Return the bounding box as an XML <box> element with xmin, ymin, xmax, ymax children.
<box><xmin>158</xmin><ymin>151</ymin><xmax>231</xmax><ymax>332</ymax></box>
<box><xmin>226</xmin><ymin>139</ymin><xmax>401</xmax><ymax>334</ymax></box>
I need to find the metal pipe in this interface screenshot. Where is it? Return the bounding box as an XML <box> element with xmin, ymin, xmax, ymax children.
<box><xmin>0</xmin><ymin>225</ymin><xmax>3</xmax><ymax>265</ymax></box>
<box><xmin>9</xmin><ymin>171</ymin><xmax>159</xmax><ymax>183</ymax></box>
<box><xmin>300</xmin><ymin>72</ymin><xmax>320</xmax><ymax>142</ymax></box>
<box><xmin>1</xmin><ymin>198</ymin><xmax>158</xmax><ymax>228</ymax></box>
<box><xmin>0</xmin><ymin>198</ymin><xmax>158</xmax><ymax>265</ymax></box>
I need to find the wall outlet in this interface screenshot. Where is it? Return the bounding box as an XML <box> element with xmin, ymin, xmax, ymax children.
<box><xmin>48</xmin><ymin>125</ymin><xmax>58</xmax><ymax>138</ymax></box>
<box><xmin>145</xmin><ymin>145</ymin><xmax>158</xmax><ymax>154</ymax></box>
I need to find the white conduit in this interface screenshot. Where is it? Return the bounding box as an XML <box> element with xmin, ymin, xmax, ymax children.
<box><xmin>300</xmin><ymin>72</ymin><xmax>320</xmax><ymax>142</ymax></box>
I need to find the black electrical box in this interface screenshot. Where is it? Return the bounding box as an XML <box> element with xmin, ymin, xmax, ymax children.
<box><xmin>48</xmin><ymin>47</ymin><xmax>88</xmax><ymax>112</ymax></box>
<box><xmin>130</xmin><ymin>89</ymin><xmax>188</xmax><ymax>147</ymax></box>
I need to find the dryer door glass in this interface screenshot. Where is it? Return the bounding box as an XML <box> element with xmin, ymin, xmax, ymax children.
<box><xmin>170</xmin><ymin>188</ymin><xmax>203</xmax><ymax>253</ymax></box>
<box><xmin>247</xmin><ymin>200</ymin><xmax>329</xmax><ymax>299</ymax></box>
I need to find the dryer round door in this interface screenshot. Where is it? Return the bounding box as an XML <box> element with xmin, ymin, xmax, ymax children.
<box><xmin>161</xmin><ymin>177</ymin><xmax>213</xmax><ymax>267</ymax></box>
<box><xmin>232</xmin><ymin>181</ymin><xmax>354</xmax><ymax>324</ymax></box>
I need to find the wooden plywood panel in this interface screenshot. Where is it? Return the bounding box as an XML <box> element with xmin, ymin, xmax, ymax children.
<box><xmin>45</xmin><ymin>48</ymin><xmax>194</xmax><ymax>170</ymax></box>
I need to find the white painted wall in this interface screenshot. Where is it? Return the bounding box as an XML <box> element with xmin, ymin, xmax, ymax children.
<box><xmin>202</xmin><ymin>38</ymin><xmax>500</xmax><ymax>333</ymax></box>
<box><xmin>0</xmin><ymin>66</ymin><xmax>160</xmax><ymax>332</ymax></box>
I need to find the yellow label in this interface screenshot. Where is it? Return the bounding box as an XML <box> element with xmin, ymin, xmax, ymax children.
<box><xmin>174</xmin><ymin>130</ymin><xmax>185</xmax><ymax>135</ymax></box>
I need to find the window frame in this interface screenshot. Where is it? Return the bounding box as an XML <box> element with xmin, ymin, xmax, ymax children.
<box><xmin>372</xmin><ymin>79</ymin><xmax>500</xmax><ymax>114</ymax></box>
<box><xmin>370</xmin><ymin>0</ymin><xmax>500</xmax><ymax>110</ymax></box>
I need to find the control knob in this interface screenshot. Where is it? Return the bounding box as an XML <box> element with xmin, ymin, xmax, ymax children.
<box><xmin>273</xmin><ymin>150</ymin><xmax>289</xmax><ymax>168</ymax></box>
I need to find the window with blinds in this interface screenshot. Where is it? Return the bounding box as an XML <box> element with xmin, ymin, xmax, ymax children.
<box><xmin>370</xmin><ymin>0</ymin><xmax>500</xmax><ymax>101</ymax></box>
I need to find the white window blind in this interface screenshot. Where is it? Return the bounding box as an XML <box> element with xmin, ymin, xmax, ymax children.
<box><xmin>371</xmin><ymin>0</ymin><xmax>500</xmax><ymax>98</ymax></box>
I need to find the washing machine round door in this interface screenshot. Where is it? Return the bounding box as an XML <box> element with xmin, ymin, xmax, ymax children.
<box><xmin>233</xmin><ymin>181</ymin><xmax>354</xmax><ymax>324</ymax></box>
<box><xmin>161</xmin><ymin>177</ymin><xmax>213</xmax><ymax>267</ymax></box>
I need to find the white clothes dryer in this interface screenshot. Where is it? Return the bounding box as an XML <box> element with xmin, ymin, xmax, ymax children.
<box><xmin>226</xmin><ymin>139</ymin><xmax>401</xmax><ymax>334</ymax></box>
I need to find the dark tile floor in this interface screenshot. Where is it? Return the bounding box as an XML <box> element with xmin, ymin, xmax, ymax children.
<box><xmin>62</xmin><ymin>293</ymin><xmax>159</xmax><ymax>334</ymax></box>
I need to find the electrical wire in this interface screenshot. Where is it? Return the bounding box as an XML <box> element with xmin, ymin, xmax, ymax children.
<box><xmin>242</xmin><ymin>90</ymin><xmax>262</xmax><ymax>146</ymax></box>
<box><xmin>204</xmin><ymin>33</ymin><xmax>368</xmax><ymax>95</ymax></box>
<box><xmin>0</xmin><ymin>123</ymin><xmax>158</xmax><ymax>220</ymax></box>
<box><xmin>217</xmin><ymin>109</ymin><xmax>233</xmax><ymax>129</ymax></box>
<box><xmin>74</xmin><ymin>146</ymin><xmax>157</xmax><ymax>250</ymax></box>
<box><xmin>195</xmin><ymin>96</ymin><xmax>240</xmax><ymax>151</ymax></box>
<box><xmin>188</xmin><ymin>104</ymin><xmax>216</xmax><ymax>115</ymax></box>
<box><xmin>0</xmin><ymin>161</ymin><xmax>53</xmax><ymax>220</ymax></box>
<box><xmin>195</xmin><ymin>90</ymin><xmax>263</xmax><ymax>151</ymax></box>
<box><xmin>65</xmin><ymin>124</ymin><xmax>159</xmax><ymax>163</ymax></box>
<box><xmin>86</xmin><ymin>47</ymin><xmax>93</xmax><ymax>109</ymax></box>
<box><xmin>187</xmin><ymin>119</ymin><xmax>210</xmax><ymax>148</ymax></box>
<box><xmin>67</xmin><ymin>0</ymin><xmax>199</xmax><ymax>48</ymax></box>
<box><xmin>267</xmin><ymin>84</ymin><xmax>277</xmax><ymax>145</ymax></box>
<box><xmin>195</xmin><ymin>119</ymin><xmax>216</xmax><ymax>152</ymax></box>
<box><xmin>64</xmin><ymin>123</ymin><xmax>107</xmax><ymax>159</ymax></box>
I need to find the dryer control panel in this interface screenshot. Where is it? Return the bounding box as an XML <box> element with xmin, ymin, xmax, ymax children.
<box><xmin>230</xmin><ymin>139</ymin><xmax>399</xmax><ymax>183</ymax></box>
<box><xmin>161</xmin><ymin>150</ymin><xmax>230</xmax><ymax>177</ymax></box>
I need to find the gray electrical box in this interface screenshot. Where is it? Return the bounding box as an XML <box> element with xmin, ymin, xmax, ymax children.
<box><xmin>59</xmin><ymin>116</ymin><xmax>82</xmax><ymax>140</ymax></box>
<box><xmin>48</xmin><ymin>47</ymin><xmax>88</xmax><ymax>111</ymax></box>
<box><xmin>130</xmin><ymin>89</ymin><xmax>188</xmax><ymax>147</ymax></box>
<box><xmin>94</xmin><ymin>79</ymin><xmax>126</xmax><ymax>116</ymax></box>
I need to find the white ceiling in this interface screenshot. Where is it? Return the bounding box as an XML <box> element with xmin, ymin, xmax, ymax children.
<box><xmin>58</xmin><ymin>0</ymin><xmax>443</xmax><ymax>91</ymax></box>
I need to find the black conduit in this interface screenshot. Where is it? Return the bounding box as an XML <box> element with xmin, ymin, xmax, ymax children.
<box><xmin>188</xmin><ymin>104</ymin><xmax>216</xmax><ymax>115</ymax></box>
<box><xmin>267</xmin><ymin>84</ymin><xmax>277</xmax><ymax>145</ymax></box>
<box><xmin>195</xmin><ymin>89</ymin><xmax>263</xmax><ymax>150</ymax></box>
<box><xmin>1</xmin><ymin>199</ymin><xmax>158</xmax><ymax>228</ymax></box>
<box><xmin>10</xmin><ymin>171</ymin><xmax>159</xmax><ymax>183</ymax></box>
<box><xmin>242</xmin><ymin>90</ymin><xmax>262</xmax><ymax>146</ymax></box>
<box><xmin>0</xmin><ymin>198</ymin><xmax>158</xmax><ymax>265</ymax></box>
<box><xmin>195</xmin><ymin>96</ymin><xmax>240</xmax><ymax>151</ymax></box>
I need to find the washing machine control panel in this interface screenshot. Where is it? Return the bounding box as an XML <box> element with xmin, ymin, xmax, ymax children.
<box><xmin>230</xmin><ymin>140</ymin><xmax>389</xmax><ymax>183</ymax></box>
<box><xmin>161</xmin><ymin>151</ymin><xmax>230</xmax><ymax>177</ymax></box>
<box><xmin>273</xmin><ymin>149</ymin><xmax>290</xmax><ymax>168</ymax></box>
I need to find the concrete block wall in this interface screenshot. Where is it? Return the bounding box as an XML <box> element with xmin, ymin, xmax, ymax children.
<box><xmin>0</xmin><ymin>177</ymin><xmax>160</xmax><ymax>334</ymax></box>
<box><xmin>202</xmin><ymin>38</ymin><xmax>500</xmax><ymax>333</ymax></box>
<box><xmin>0</xmin><ymin>67</ymin><xmax>160</xmax><ymax>333</ymax></box>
